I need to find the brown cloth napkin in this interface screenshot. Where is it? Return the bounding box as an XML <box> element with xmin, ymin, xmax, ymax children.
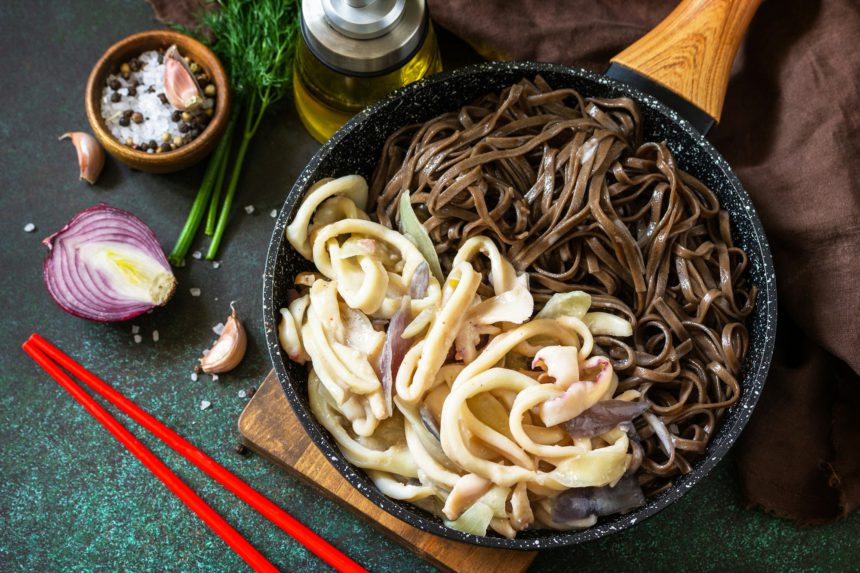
<box><xmin>150</xmin><ymin>0</ymin><xmax>860</xmax><ymax>525</ymax></box>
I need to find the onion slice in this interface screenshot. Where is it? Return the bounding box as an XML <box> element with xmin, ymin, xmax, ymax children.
<box><xmin>378</xmin><ymin>295</ymin><xmax>412</xmax><ymax>416</ymax></box>
<box><xmin>42</xmin><ymin>204</ymin><xmax>177</xmax><ymax>322</ymax></box>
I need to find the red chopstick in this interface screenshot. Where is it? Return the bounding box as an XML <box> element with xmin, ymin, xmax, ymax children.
<box><xmin>23</xmin><ymin>333</ymin><xmax>366</xmax><ymax>573</ymax></box>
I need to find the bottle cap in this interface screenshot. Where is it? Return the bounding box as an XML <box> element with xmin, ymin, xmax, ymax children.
<box><xmin>302</xmin><ymin>0</ymin><xmax>427</xmax><ymax>75</ymax></box>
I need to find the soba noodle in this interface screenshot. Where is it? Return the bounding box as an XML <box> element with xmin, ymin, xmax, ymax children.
<box><xmin>368</xmin><ymin>76</ymin><xmax>756</xmax><ymax>495</ymax></box>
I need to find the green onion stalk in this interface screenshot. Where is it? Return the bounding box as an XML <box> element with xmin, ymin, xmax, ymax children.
<box><xmin>168</xmin><ymin>0</ymin><xmax>300</xmax><ymax>264</ymax></box>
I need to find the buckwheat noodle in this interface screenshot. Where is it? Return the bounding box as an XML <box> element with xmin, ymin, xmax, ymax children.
<box><xmin>368</xmin><ymin>76</ymin><xmax>757</xmax><ymax>494</ymax></box>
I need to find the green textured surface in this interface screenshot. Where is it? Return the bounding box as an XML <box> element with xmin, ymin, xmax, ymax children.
<box><xmin>0</xmin><ymin>1</ymin><xmax>857</xmax><ymax>572</ymax></box>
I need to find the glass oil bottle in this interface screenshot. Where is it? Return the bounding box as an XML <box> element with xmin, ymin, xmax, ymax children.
<box><xmin>294</xmin><ymin>0</ymin><xmax>442</xmax><ymax>143</ymax></box>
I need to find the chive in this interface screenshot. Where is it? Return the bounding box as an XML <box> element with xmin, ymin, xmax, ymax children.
<box><xmin>205</xmin><ymin>120</ymin><xmax>235</xmax><ymax>236</ymax></box>
<box><xmin>167</xmin><ymin>117</ymin><xmax>235</xmax><ymax>267</ymax></box>
<box><xmin>206</xmin><ymin>105</ymin><xmax>256</xmax><ymax>260</ymax></box>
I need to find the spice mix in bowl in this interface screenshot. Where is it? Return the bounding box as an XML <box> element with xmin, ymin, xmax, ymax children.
<box><xmin>85</xmin><ymin>30</ymin><xmax>230</xmax><ymax>173</ymax></box>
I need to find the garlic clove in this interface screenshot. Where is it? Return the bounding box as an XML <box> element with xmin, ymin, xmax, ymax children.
<box><xmin>60</xmin><ymin>132</ymin><xmax>105</xmax><ymax>184</ymax></box>
<box><xmin>164</xmin><ymin>45</ymin><xmax>204</xmax><ymax>111</ymax></box>
<box><xmin>200</xmin><ymin>304</ymin><xmax>247</xmax><ymax>374</ymax></box>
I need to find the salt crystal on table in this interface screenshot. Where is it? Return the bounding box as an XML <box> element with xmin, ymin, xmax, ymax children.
<box><xmin>244</xmin><ymin>205</ymin><xmax>255</xmax><ymax>215</ymax></box>
<box><xmin>269</xmin><ymin>209</ymin><xmax>278</xmax><ymax>218</ymax></box>
<box><xmin>200</xmin><ymin>400</ymin><xmax>211</xmax><ymax>410</ymax></box>
<box><xmin>133</xmin><ymin>334</ymin><xmax>142</xmax><ymax>343</ymax></box>
<box><xmin>212</xmin><ymin>374</ymin><xmax>219</xmax><ymax>382</ymax></box>
<box><xmin>23</xmin><ymin>223</ymin><xmax>36</xmax><ymax>232</ymax></box>
<box><xmin>192</xmin><ymin>250</ymin><xmax>202</xmax><ymax>260</ymax></box>
<box><xmin>202</xmin><ymin>348</ymin><xmax>210</xmax><ymax>356</ymax></box>
<box><xmin>189</xmin><ymin>288</ymin><xmax>201</xmax><ymax>297</ymax></box>
<box><xmin>152</xmin><ymin>330</ymin><xmax>160</xmax><ymax>342</ymax></box>
<box><xmin>191</xmin><ymin>372</ymin><xmax>199</xmax><ymax>382</ymax></box>
<box><xmin>212</xmin><ymin>261</ymin><xmax>221</xmax><ymax>269</ymax></box>
<box><xmin>212</xmin><ymin>322</ymin><xmax>225</xmax><ymax>335</ymax></box>
<box><xmin>131</xmin><ymin>325</ymin><xmax>140</xmax><ymax>334</ymax></box>
<box><xmin>238</xmin><ymin>389</ymin><xmax>247</xmax><ymax>398</ymax></box>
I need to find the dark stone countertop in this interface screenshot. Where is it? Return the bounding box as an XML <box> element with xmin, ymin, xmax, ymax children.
<box><xmin>0</xmin><ymin>1</ymin><xmax>856</xmax><ymax>571</ymax></box>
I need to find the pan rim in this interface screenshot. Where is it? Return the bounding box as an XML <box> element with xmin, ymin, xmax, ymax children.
<box><xmin>262</xmin><ymin>60</ymin><xmax>778</xmax><ymax>550</ymax></box>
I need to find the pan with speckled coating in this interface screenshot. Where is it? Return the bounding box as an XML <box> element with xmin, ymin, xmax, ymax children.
<box><xmin>263</xmin><ymin>0</ymin><xmax>776</xmax><ymax>550</ymax></box>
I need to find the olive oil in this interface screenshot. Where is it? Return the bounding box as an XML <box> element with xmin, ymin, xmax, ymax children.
<box><xmin>294</xmin><ymin>0</ymin><xmax>442</xmax><ymax>143</ymax></box>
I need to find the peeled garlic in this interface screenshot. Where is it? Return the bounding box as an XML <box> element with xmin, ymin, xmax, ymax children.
<box><xmin>60</xmin><ymin>132</ymin><xmax>105</xmax><ymax>184</ymax></box>
<box><xmin>164</xmin><ymin>45</ymin><xmax>203</xmax><ymax>111</ymax></box>
<box><xmin>200</xmin><ymin>304</ymin><xmax>247</xmax><ymax>373</ymax></box>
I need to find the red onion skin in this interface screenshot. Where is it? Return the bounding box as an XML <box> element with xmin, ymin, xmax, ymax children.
<box><xmin>379</xmin><ymin>296</ymin><xmax>412</xmax><ymax>415</ymax></box>
<box><xmin>42</xmin><ymin>204</ymin><xmax>175</xmax><ymax>322</ymax></box>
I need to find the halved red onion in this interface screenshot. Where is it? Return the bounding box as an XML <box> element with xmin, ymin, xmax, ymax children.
<box><xmin>562</xmin><ymin>400</ymin><xmax>649</xmax><ymax>438</ymax></box>
<box><xmin>42</xmin><ymin>204</ymin><xmax>177</xmax><ymax>322</ymax></box>
<box><xmin>551</xmin><ymin>476</ymin><xmax>645</xmax><ymax>522</ymax></box>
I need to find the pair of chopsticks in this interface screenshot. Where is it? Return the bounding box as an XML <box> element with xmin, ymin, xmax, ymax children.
<box><xmin>22</xmin><ymin>333</ymin><xmax>366</xmax><ymax>573</ymax></box>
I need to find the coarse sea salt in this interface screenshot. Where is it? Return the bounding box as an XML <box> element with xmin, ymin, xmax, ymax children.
<box><xmin>100</xmin><ymin>50</ymin><xmax>215</xmax><ymax>149</ymax></box>
<box><xmin>244</xmin><ymin>205</ymin><xmax>255</xmax><ymax>214</ymax></box>
<box><xmin>133</xmin><ymin>334</ymin><xmax>143</xmax><ymax>344</ymax></box>
<box><xmin>24</xmin><ymin>223</ymin><xmax>36</xmax><ymax>232</ymax></box>
<box><xmin>189</xmin><ymin>287</ymin><xmax>201</xmax><ymax>297</ymax></box>
<box><xmin>212</xmin><ymin>322</ymin><xmax>225</xmax><ymax>336</ymax></box>
<box><xmin>191</xmin><ymin>372</ymin><xmax>199</xmax><ymax>382</ymax></box>
<box><xmin>269</xmin><ymin>209</ymin><xmax>278</xmax><ymax>218</ymax></box>
<box><xmin>152</xmin><ymin>330</ymin><xmax>160</xmax><ymax>342</ymax></box>
<box><xmin>200</xmin><ymin>400</ymin><xmax>212</xmax><ymax>410</ymax></box>
<box><xmin>192</xmin><ymin>250</ymin><xmax>202</xmax><ymax>260</ymax></box>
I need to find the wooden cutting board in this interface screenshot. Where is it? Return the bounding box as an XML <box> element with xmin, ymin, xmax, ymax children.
<box><xmin>238</xmin><ymin>371</ymin><xmax>538</xmax><ymax>573</ymax></box>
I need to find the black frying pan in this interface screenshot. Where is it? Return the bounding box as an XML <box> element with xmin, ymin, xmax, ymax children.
<box><xmin>263</xmin><ymin>0</ymin><xmax>777</xmax><ymax>550</ymax></box>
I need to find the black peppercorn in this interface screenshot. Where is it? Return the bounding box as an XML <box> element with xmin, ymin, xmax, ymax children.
<box><xmin>157</xmin><ymin>52</ymin><xmax>164</xmax><ymax>65</ymax></box>
<box><xmin>122</xmin><ymin>109</ymin><xmax>134</xmax><ymax>118</ymax></box>
<box><xmin>127</xmin><ymin>86</ymin><xmax>137</xmax><ymax>97</ymax></box>
<box><xmin>129</xmin><ymin>78</ymin><xmax>139</xmax><ymax>88</ymax></box>
<box><xmin>148</xmin><ymin>140</ymin><xmax>158</xmax><ymax>150</ymax></box>
<box><xmin>146</xmin><ymin>86</ymin><xmax>155</xmax><ymax>93</ymax></box>
<box><xmin>179</xmin><ymin>122</ymin><xmax>190</xmax><ymax>133</ymax></box>
<box><xmin>108</xmin><ymin>78</ymin><xmax>121</xmax><ymax>90</ymax></box>
<box><xmin>171</xmin><ymin>110</ymin><xmax>182</xmax><ymax>122</ymax></box>
<box><xmin>158</xmin><ymin>93</ymin><xmax>169</xmax><ymax>105</ymax></box>
<box><xmin>233</xmin><ymin>443</ymin><xmax>248</xmax><ymax>455</ymax></box>
<box><xmin>189</xmin><ymin>129</ymin><xmax>200</xmax><ymax>138</ymax></box>
<box><xmin>160</xmin><ymin>143</ymin><xmax>171</xmax><ymax>153</ymax></box>
<box><xmin>129</xmin><ymin>59</ymin><xmax>140</xmax><ymax>72</ymax></box>
<box><xmin>131</xmin><ymin>112</ymin><xmax>143</xmax><ymax>124</ymax></box>
<box><xmin>119</xmin><ymin>116</ymin><xmax>130</xmax><ymax>127</ymax></box>
<box><xmin>110</xmin><ymin>92</ymin><xmax>121</xmax><ymax>103</ymax></box>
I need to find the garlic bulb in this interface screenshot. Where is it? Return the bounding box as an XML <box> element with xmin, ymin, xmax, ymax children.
<box><xmin>200</xmin><ymin>305</ymin><xmax>247</xmax><ymax>373</ymax></box>
<box><xmin>163</xmin><ymin>45</ymin><xmax>203</xmax><ymax>111</ymax></box>
<box><xmin>60</xmin><ymin>132</ymin><xmax>105</xmax><ymax>184</ymax></box>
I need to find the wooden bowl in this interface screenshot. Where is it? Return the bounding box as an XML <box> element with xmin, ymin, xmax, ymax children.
<box><xmin>85</xmin><ymin>30</ymin><xmax>230</xmax><ymax>174</ymax></box>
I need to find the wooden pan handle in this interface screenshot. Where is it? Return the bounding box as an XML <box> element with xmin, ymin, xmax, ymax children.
<box><xmin>610</xmin><ymin>0</ymin><xmax>762</xmax><ymax>123</ymax></box>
